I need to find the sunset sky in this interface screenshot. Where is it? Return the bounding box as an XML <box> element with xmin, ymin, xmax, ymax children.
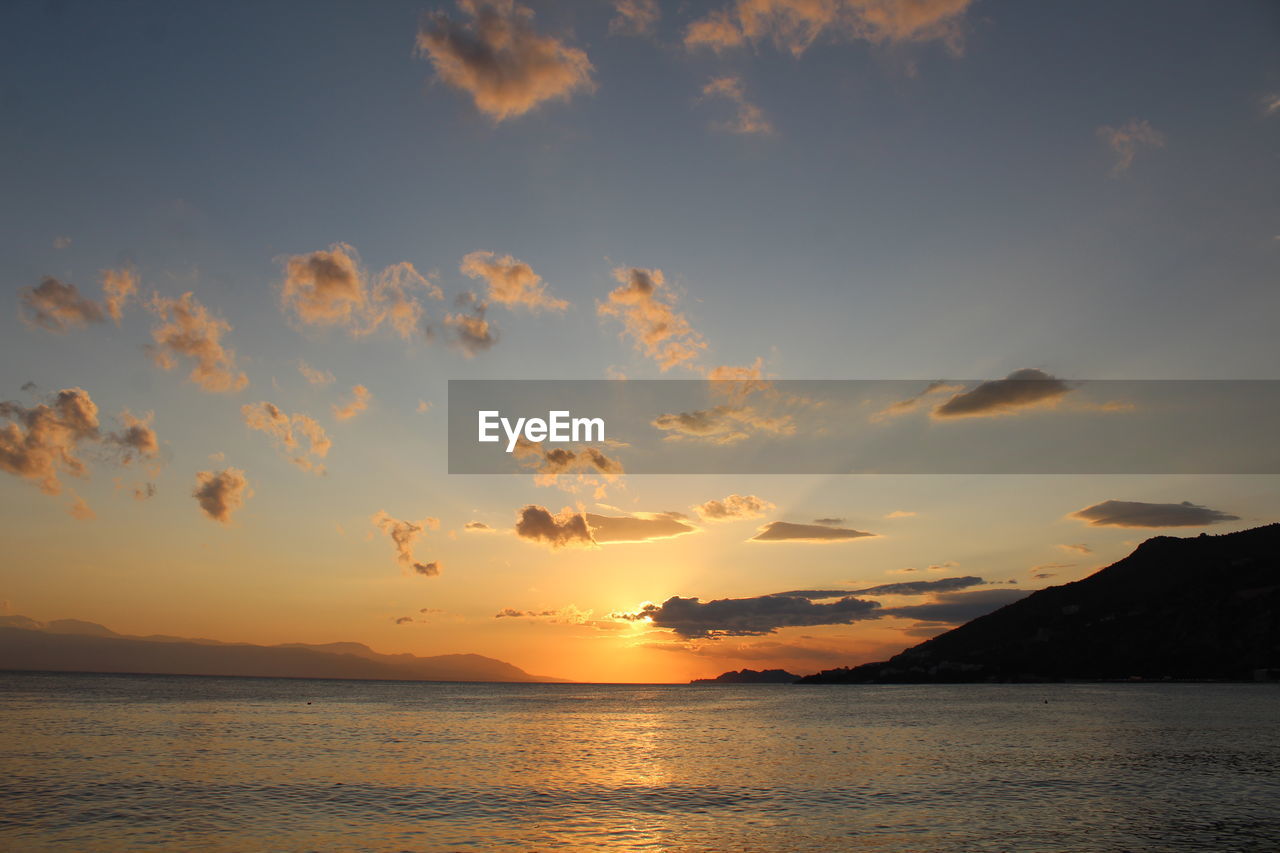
<box><xmin>2</xmin><ymin>0</ymin><xmax>1278</xmax><ymax>682</ymax></box>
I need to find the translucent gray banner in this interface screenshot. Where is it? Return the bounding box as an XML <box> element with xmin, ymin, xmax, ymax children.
<box><xmin>447</xmin><ymin>379</ymin><xmax>1280</xmax><ymax>474</ymax></box>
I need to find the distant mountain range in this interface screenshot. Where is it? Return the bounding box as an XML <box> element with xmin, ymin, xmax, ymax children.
<box><xmin>0</xmin><ymin>616</ymin><xmax>567</xmax><ymax>683</ymax></box>
<box><xmin>799</xmin><ymin>523</ymin><xmax>1280</xmax><ymax>683</ymax></box>
<box><xmin>691</xmin><ymin>668</ymin><xmax>799</xmax><ymax>684</ymax></box>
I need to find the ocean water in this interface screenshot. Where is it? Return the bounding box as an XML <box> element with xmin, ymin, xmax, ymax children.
<box><xmin>1</xmin><ymin>673</ymin><xmax>1278</xmax><ymax>852</ymax></box>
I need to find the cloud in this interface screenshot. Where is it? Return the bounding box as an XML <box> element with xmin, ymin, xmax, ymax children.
<box><xmin>701</xmin><ymin>76</ymin><xmax>773</xmax><ymax>135</ymax></box>
<box><xmin>371</xmin><ymin>511</ymin><xmax>441</xmax><ymax>572</ymax></box>
<box><xmin>1069</xmin><ymin>500</ymin><xmax>1240</xmax><ymax>528</ymax></box>
<box><xmin>101</xmin><ymin>267</ymin><xmax>138</xmax><ymax>323</ymax></box>
<box><xmin>617</xmin><ymin>592</ymin><xmax>881</xmax><ymax>638</ymax></box>
<box><xmin>332</xmin><ymin>385</ymin><xmax>372</xmax><ymax>421</ymax></box>
<box><xmin>932</xmin><ymin>368</ymin><xmax>1070</xmax><ymax>418</ymax></box>
<box><xmin>242</xmin><ymin>401</ymin><xmax>331</xmax><ymax>472</ymax></box>
<box><xmin>297</xmin><ymin>361</ymin><xmax>335</xmax><ymax>386</ymax></box>
<box><xmin>192</xmin><ymin>468</ymin><xmax>251</xmax><ymax>524</ymax></box>
<box><xmin>695</xmin><ymin>493</ymin><xmax>775</xmax><ymax>521</ymax></box>
<box><xmin>685</xmin><ymin>0</ymin><xmax>973</xmax><ymax>56</ymax></box>
<box><xmin>464</xmin><ymin>520</ymin><xmax>493</xmax><ymax>532</ymax></box>
<box><xmin>885</xmin><ymin>510</ymin><xmax>916</xmax><ymax>519</ymax></box>
<box><xmin>514</xmin><ymin>504</ymin><xmax>595</xmax><ymax>549</ymax></box>
<box><xmin>599</xmin><ymin>267</ymin><xmax>706</xmax><ymax>370</ymax></box>
<box><xmin>872</xmin><ymin>381</ymin><xmax>964</xmax><ymax>420</ymax></box>
<box><xmin>1057</xmin><ymin>543</ymin><xmax>1092</xmax><ymax>554</ymax></box>
<box><xmin>107</xmin><ymin>411</ymin><xmax>160</xmax><ymax>465</ymax></box>
<box><xmin>1097</xmin><ymin>119</ymin><xmax>1165</xmax><ymax>175</ymax></box>
<box><xmin>52</xmin><ymin>236</ymin><xmax>71</xmax><ymax>249</ymax></box>
<box><xmin>586</xmin><ymin>512</ymin><xmax>698</xmax><ymax>543</ymax></box>
<box><xmin>445</xmin><ymin>293</ymin><xmax>498</xmax><ymax>355</ymax></box>
<box><xmin>883</xmin><ymin>588</ymin><xmax>1029</xmax><ymax>624</ymax></box>
<box><xmin>848</xmin><ymin>576</ymin><xmax>985</xmax><ymax>596</ymax></box>
<box><xmin>417</xmin><ymin>400</ymin><xmax>433</xmax><ymax>413</ymax></box>
<box><xmin>415</xmin><ymin>0</ymin><xmax>595</xmax><ymax>121</ymax></box>
<box><xmin>146</xmin><ymin>292</ymin><xmax>249</xmax><ymax>392</ymax></box>
<box><xmin>280</xmin><ymin>244</ymin><xmax>440</xmax><ymax>339</ymax></box>
<box><xmin>460</xmin><ymin>251</ymin><xmax>568</xmax><ymax>312</ymax></box>
<box><xmin>610</xmin><ymin>0</ymin><xmax>660</xmax><ymax>36</ymax></box>
<box><xmin>0</xmin><ymin>388</ymin><xmax>159</xmax><ymax>497</ymax></box>
<box><xmin>750</xmin><ymin>520</ymin><xmax>875</xmax><ymax>542</ymax></box>
<box><xmin>1263</xmin><ymin>94</ymin><xmax>1280</xmax><ymax>116</ymax></box>
<box><xmin>69</xmin><ymin>495</ymin><xmax>95</xmax><ymax>520</ymax></box>
<box><xmin>511</xmin><ymin>440</ymin><xmax>624</xmax><ymax>499</ymax></box>
<box><xmin>651</xmin><ymin>404</ymin><xmax>794</xmax><ymax>444</ymax></box>
<box><xmin>812</xmin><ymin>517</ymin><xmax>844</xmax><ymax>526</ymax></box>
<box><xmin>495</xmin><ymin>604</ymin><xmax>592</xmax><ymax>623</ymax></box>
<box><xmin>19</xmin><ymin>277</ymin><xmax>105</xmax><ymax>332</ymax></box>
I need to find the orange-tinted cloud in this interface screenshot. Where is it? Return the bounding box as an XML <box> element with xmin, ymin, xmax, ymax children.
<box><xmin>1097</xmin><ymin>118</ymin><xmax>1164</xmax><ymax>175</ymax></box>
<box><xmin>651</xmin><ymin>404</ymin><xmax>794</xmax><ymax>444</ymax></box>
<box><xmin>193</xmin><ymin>467</ymin><xmax>251</xmax><ymax>524</ymax></box>
<box><xmin>609</xmin><ymin>0</ymin><xmax>660</xmax><ymax>36</ymax></box>
<box><xmin>101</xmin><ymin>267</ymin><xmax>138</xmax><ymax>323</ymax></box>
<box><xmin>586</xmin><ymin>512</ymin><xmax>697</xmax><ymax>543</ymax></box>
<box><xmin>685</xmin><ymin>0</ymin><xmax>973</xmax><ymax>55</ymax></box>
<box><xmin>514</xmin><ymin>504</ymin><xmax>595</xmax><ymax>549</ymax></box>
<box><xmin>444</xmin><ymin>293</ymin><xmax>498</xmax><ymax>356</ymax></box>
<box><xmin>297</xmin><ymin>361</ymin><xmax>335</xmax><ymax>387</ymax></box>
<box><xmin>695</xmin><ymin>493</ymin><xmax>774</xmax><ymax>521</ymax></box>
<box><xmin>0</xmin><ymin>388</ymin><xmax>158</xmax><ymax>497</ymax></box>
<box><xmin>460</xmin><ymin>251</ymin><xmax>568</xmax><ymax>312</ymax></box>
<box><xmin>599</xmin><ymin>267</ymin><xmax>706</xmax><ymax>370</ymax></box>
<box><xmin>372</xmin><ymin>510</ymin><xmax>442</xmax><ymax>574</ymax></box>
<box><xmin>19</xmin><ymin>277</ymin><xmax>104</xmax><ymax>333</ymax></box>
<box><xmin>416</xmin><ymin>0</ymin><xmax>595</xmax><ymax>121</ymax></box>
<box><xmin>751</xmin><ymin>520</ymin><xmax>875</xmax><ymax>542</ymax></box>
<box><xmin>280</xmin><ymin>244</ymin><xmax>440</xmax><ymax>339</ymax></box>
<box><xmin>701</xmin><ymin>76</ymin><xmax>773</xmax><ymax>135</ymax></box>
<box><xmin>242</xmin><ymin>401</ymin><xmax>332</xmax><ymax>473</ymax></box>
<box><xmin>332</xmin><ymin>385</ymin><xmax>371</xmax><ymax>421</ymax></box>
<box><xmin>145</xmin><ymin>292</ymin><xmax>249</xmax><ymax>392</ymax></box>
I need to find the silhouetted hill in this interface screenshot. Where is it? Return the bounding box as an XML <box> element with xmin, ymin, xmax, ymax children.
<box><xmin>798</xmin><ymin>524</ymin><xmax>1280</xmax><ymax>683</ymax></box>
<box><xmin>691</xmin><ymin>668</ymin><xmax>799</xmax><ymax>684</ymax></box>
<box><xmin>0</xmin><ymin>618</ymin><xmax>566</xmax><ymax>682</ymax></box>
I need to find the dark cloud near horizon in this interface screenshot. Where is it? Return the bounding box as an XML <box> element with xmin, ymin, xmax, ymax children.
<box><xmin>884</xmin><ymin>588</ymin><xmax>1029</xmax><ymax>624</ymax></box>
<box><xmin>1069</xmin><ymin>499</ymin><xmax>1240</xmax><ymax>528</ymax></box>
<box><xmin>617</xmin><ymin>592</ymin><xmax>881</xmax><ymax>638</ymax></box>
<box><xmin>515</xmin><ymin>504</ymin><xmax>594</xmax><ymax>548</ymax></box>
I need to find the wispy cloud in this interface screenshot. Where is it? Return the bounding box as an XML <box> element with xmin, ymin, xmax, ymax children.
<box><xmin>695</xmin><ymin>494</ymin><xmax>775</xmax><ymax>521</ymax></box>
<box><xmin>19</xmin><ymin>277</ymin><xmax>104</xmax><ymax>333</ymax></box>
<box><xmin>460</xmin><ymin>251</ymin><xmax>568</xmax><ymax>311</ymax></box>
<box><xmin>332</xmin><ymin>385</ymin><xmax>371</xmax><ymax>421</ymax></box>
<box><xmin>372</xmin><ymin>510</ymin><xmax>441</xmax><ymax>575</ymax></box>
<box><xmin>609</xmin><ymin>0</ymin><xmax>660</xmax><ymax>36</ymax></box>
<box><xmin>242</xmin><ymin>401</ymin><xmax>331</xmax><ymax>473</ymax></box>
<box><xmin>685</xmin><ymin>0</ymin><xmax>973</xmax><ymax>56</ymax></box>
<box><xmin>701</xmin><ymin>76</ymin><xmax>773</xmax><ymax>135</ymax></box>
<box><xmin>146</xmin><ymin>292</ymin><xmax>249</xmax><ymax>393</ymax></box>
<box><xmin>599</xmin><ymin>267</ymin><xmax>706</xmax><ymax>370</ymax></box>
<box><xmin>1097</xmin><ymin>118</ymin><xmax>1165</xmax><ymax>175</ymax></box>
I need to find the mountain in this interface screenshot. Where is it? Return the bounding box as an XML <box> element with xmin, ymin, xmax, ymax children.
<box><xmin>798</xmin><ymin>524</ymin><xmax>1280</xmax><ymax>683</ymax></box>
<box><xmin>0</xmin><ymin>617</ymin><xmax>567</xmax><ymax>683</ymax></box>
<box><xmin>691</xmin><ymin>668</ymin><xmax>799</xmax><ymax>684</ymax></box>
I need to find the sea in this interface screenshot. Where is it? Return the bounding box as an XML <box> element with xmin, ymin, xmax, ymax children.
<box><xmin>1</xmin><ymin>672</ymin><xmax>1278</xmax><ymax>851</ymax></box>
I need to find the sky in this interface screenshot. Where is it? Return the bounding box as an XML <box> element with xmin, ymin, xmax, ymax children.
<box><xmin>1</xmin><ymin>0</ymin><xmax>1278</xmax><ymax>682</ymax></box>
